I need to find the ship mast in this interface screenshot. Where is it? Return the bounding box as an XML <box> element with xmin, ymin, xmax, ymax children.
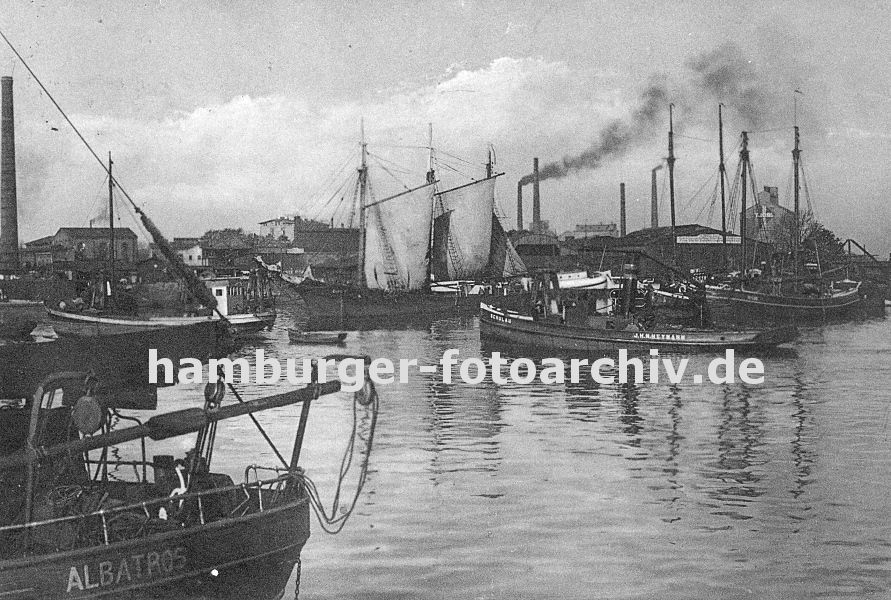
<box><xmin>718</xmin><ymin>104</ymin><xmax>727</xmax><ymax>266</ymax></box>
<box><xmin>792</xmin><ymin>125</ymin><xmax>801</xmax><ymax>282</ymax></box>
<box><xmin>356</xmin><ymin>119</ymin><xmax>368</xmax><ymax>288</ymax></box>
<box><xmin>426</xmin><ymin>122</ymin><xmax>435</xmax><ymax>184</ymax></box>
<box><xmin>740</xmin><ymin>131</ymin><xmax>750</xmax><ymax>272</ymax></box>
<box><xmin>107</xmin><ymin>151</ymin><xmax>115</xmax><ymax>309</ymax></box>
<box><xmin>667</xmin><ymin>103</ymin><xmax>677</xmax><ymax>260</ymax></box>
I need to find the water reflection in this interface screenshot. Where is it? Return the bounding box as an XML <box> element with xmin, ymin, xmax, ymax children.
<box><xmin>176</xmin><ymin>312</ymin><xmax>891</xmax><ymax>599</ymax></box>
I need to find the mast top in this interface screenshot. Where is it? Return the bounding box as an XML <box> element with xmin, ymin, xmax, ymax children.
<box><xmin>426</xmin><ymin>122</ymin><xmax>435</xmax><ymax>184</ymax></box>
<box><xmin>359</xmin><ymin>117</ymin><xmax>367</xmax><ymax>171</ymax></box>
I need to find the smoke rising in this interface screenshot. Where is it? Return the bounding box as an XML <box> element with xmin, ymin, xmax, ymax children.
<box><xmin>522</xmin><ymin>43</ymin><xmax>785</xmax><ymax>186</ymax></box>
<box><xmin>519</xmin><ymin>79</ymin><xmax>668</xmax><ymax>186</ymax></box>
<box><xmin>686</xmin><ymin>43</ymin><xmax>774</xmax><ymax>128</ymax></box>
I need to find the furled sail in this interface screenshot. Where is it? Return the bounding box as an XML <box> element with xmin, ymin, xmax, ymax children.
<box><xmin>364</xmin><ymin>182</ymin><xmax>436</xmax><ymax>291</ymax></box>
<box><xmin>430</xmin><ymin>210</ymin><xmax>452</xmax><ymax>281</ymax></box>
<box><xmin>435</xmin><ymin>176</ymin><xmax>497</xmax><ymax>279</ymax></box>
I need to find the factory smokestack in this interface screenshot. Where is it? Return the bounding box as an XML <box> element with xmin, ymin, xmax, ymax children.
<box><xmin>516</xmin><ymin>181</ymin><xmax>524</xmax><ymax>231</ymax></box>
<box><xmin>532</xmin><ymin>157</ymin><xmax>540</xmax><ymax>230</ymax></box>
<box><xmin>619</xmin><ymin>182</ymin><xmax>626</xmax><ymax>237</ymax></box>
<box><xmin>650</xmin><ymin>164</ymin><xmax>662</xmax><ymax>229</ymax></box>
<box><xmin>0</xmin><ymin>76</ymin><xmax>19</xmax><ymax>273</ymax></box>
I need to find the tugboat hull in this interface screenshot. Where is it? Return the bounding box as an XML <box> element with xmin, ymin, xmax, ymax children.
<box><xmin>479</xmin><ymin>303</ymin><xmax>797</xmax><ymax>353</ymax></box>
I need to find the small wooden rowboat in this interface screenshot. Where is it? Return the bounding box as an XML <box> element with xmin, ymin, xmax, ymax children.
<box><xmin>287</xmin><ymin>329</ymin><xmax>348</xmax><ymax>345</ymax></box>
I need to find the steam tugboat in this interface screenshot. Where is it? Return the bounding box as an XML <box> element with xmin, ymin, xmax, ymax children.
<box><xmin>480</xmin><ymin>264</ymin><xmax>797</xmax><ymax>353</ymax></box>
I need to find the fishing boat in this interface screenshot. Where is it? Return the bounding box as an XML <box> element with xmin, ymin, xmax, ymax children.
<box><xmin>287</xmin><ymin>329</ymin><xmax>347</xmax><ymax>345</ymax></box>
<box><xmin>278</xmin><ymin>128</ymin><xmax>524</xmax><ymax>330</ymax></box>
<box><xmin>0</xmin><ymin>359</ymin><xmax>377</xmax><ymax>600</ymax></box>
<box><xmin>704</xmin><ymin>126</ymin><xmax>869</xmax><ymax>323</ymax></box>
<box><xmin>47</xmin><ymin>274</ymin><xmax>276</xmax><ymax>338</ymax></box>
<box><xmin>43</xmin><ymin>154</ymin><xmax>275</xmax><ymax>337</ymax></box>
<box><xmin>480</xmin><ymin>269</ymin><xmax>797</xmax><ymax>353</ymax></box>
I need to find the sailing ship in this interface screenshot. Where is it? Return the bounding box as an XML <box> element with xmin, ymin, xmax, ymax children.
<box><xmin>46</xmin><ymin>155</ymin><xmax>276</xmax><ymax>337</ymax></box>
<box><xmin>480</xmin><ymin>268</ymin><xmax>797</xmax><ymax>353</ymax></box>
<box><xmin>46</xmin><ymin>272</ymin><xmax>276</xmax><ymax>338</ymax></box>
<box><xmin>0</xmin><ymin>358</ymin><xmax>376</xmax><ymax>599</ymax></box>
<box><xmin>703</xmin><ymin>125</ymin><xmax>868</xmax><ymax>323</ymax></box>
<box><xmin>284</xmin><ymin>126</ymin><xmax>525</xmax><ymax>331</ymax></box>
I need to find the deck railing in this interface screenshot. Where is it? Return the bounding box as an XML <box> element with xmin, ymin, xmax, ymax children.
<box><xmin>0</xmin><ymin>469</ymin><xmax>303</xmax><ymax>556</ymax></box>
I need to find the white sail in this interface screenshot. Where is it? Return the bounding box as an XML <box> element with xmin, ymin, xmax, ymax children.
<box><xmin>364</xmin><ymin>182</ymin><xmax>435</xmax><ymax>291</ymax></box>
<box><xmin>501</xmin><ymin>234</ymin><xmax>526</xmax><ymax>277</ymax></box>
<box><xmin>435</xmin><ymin>177</ymin><xmax>496</xmax><ymax>279</ymax></box>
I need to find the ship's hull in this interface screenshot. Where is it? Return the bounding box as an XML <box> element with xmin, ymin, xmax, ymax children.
<box><xmin>0</xmin><ymin>497</ymin><xmax>308</xmax><ymax>600</ymax></box>
<box><xmin>479</xmin><ymin>303</ymin><xmax>797</xmax><ymax>353</ymax></box>
<box><xmin>0</xmin><ymin>301</ymin><xmax>44</xmax><ymax>340</ymax></box>
<box><xmin>705</xmin><ymin>284</ymin><xmax>866</xmax><ymax>323</ymax></box>
<box><xmin>46</xmin><ymin>308</ymin><xmax>276</xmax><ymax>337</ymax></box>
<box><xmin>0</xmin><ymin>320</ymin><xmax>234</xmax><ymax>397</ymax></box>
<box><xmin>290</xmin><ymin>281</ymin><xmax>483</xmax><ymax>330</ymax></box>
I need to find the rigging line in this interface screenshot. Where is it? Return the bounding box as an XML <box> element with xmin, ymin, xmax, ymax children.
<box><xmin>308</xmin><ymin>176</ymin><xmax>353</xmax><ymax>222</ymax></box>
<box><xmin>436</xmin><ymin>160</ymin><xmax>475</xmax><ymax>180</ymax></box>
<box><xmin>747</xmin><ymin>125</ymin><xmax>792</xmax><ymax>134</ymax></box>
<box><xmin>373</xmin><ymin>143</ymin><xmax>428</xmax><ymax>149</ymax></box>
<box><xmin>436</xmin><ymin>148</ymin><xmax>480</xmax><ymax>168</ymax></box>
<box><xmin>682</xmin><ymin>170</ymin><xmax>716</xmax><ymax>212</ymax></box>
<box><xmin>800</xmin><ymin>158</ymin><xmax>817</xmax><ymax>219</ymax></box>
<box><xmin>675</xmin><ymin>134</ymin><xmax>717</xmax><ymax>143</ymax></box>
<box><xmin>370</xmin><ymin>157</ymin><xmax>412</xmax><ymax>192</ymax></box>
<box><xmin>366</xmin><ymin>152</ymin><xmax>413</xmax><ymax>175</ymax></box>
<box><xmin>300</xmin><ymin>150</ymin><xmax>358</xmax><ymax>212</ymax></box>
<box><xmin>83</xmin><ymin>171</ymin><xmax>110</xmax><ymax>227</ymax></box>
<box><xmin>0</xmin><ymin>29</ymin><xmax>142</xmax><ymax>214</ymax></box>
<box><xmin>305</xmin><ymin>172</ymin><xmax>357</xmax><ymax>218</ymax></box>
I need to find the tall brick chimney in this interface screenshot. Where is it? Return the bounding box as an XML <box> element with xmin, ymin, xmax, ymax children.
<box><xmin>532</xmin><ymin>157</ymin><xmax>540</xmax><ymax>229</ymax></box>
<box><xmin>516</xmin><ymin>181</ymin><xmax>523</xmax><ymax>231</ymax></box>
<box><xmin>620</xmin><ymin>182</ymin><xmax>626</xmax><ymax>237</ymax></box>
<box><xmin>0</xmin><ymin>76</ymin><xmax>19</xmax><ymax>273</ymax></box>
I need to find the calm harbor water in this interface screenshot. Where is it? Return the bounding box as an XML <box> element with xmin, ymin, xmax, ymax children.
<box><xmin>161</xmin><ymin>309</ymin><xmax>891</xmax><ymax>599</ymax></box>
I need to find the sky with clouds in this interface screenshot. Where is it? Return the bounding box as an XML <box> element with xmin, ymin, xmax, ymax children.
<box><xmin>1</xmin><ymin>0</ymin><xmax>889</xmax><ymax>255</ymax></box>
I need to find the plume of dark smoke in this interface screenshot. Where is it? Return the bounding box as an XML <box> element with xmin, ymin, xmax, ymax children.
<box><xmin>519</xmin><ymin>42</ymin><xmax>785</xmax><ymax>186</ymax></box>
<box><xmin>686</xmin><ymin>42</ymin><xmax>774</xmax><ymax>128</ymax></box>
<box><xmin>519</xmin><ymin>79</ymin><xmax>669</xmax><ymax>186</ymax></box>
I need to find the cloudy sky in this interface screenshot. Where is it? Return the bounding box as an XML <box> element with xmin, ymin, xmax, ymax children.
<box><xmin>2</xmin><ymin>1</ymin><xmax>889</xmax><ymax>255</ymax></box>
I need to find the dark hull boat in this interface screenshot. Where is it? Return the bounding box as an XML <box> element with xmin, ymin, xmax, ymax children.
<box><xmin>0</xmin><ymin>301</ymin><xmax>44</xmax><ymax>340</ymax></box>
<box><xmin>292</xmin><ymin>281</ymin><xmax>479</xmax><ymax>331</ymax></box>
<box><xmin>705</xmin><ymin>283</ymin><xmax>866</xmax><ymax>324</ymax></box>
<box><xmin>287</xmin><ymin>328</ymin><xmax>347</xmax><ymax>345</ymax></box>
<box><xmin>0</xmin><ymin>479</ymin><xmax>308</xmax><ymax>600</ymax></box>
<box><xmin>0</xmin><ymin>320</ymin><xmax>234</xmax><ymax>399</ymax></box>
<box><xmin>480</xmin><ymin>302</ymin><xmax>797</xmax><ymax>353</ymax></box>
<box><xmin>0</xmin><ymin>365</ymin><xmax>376</xmax><ymax>600</ymax></box>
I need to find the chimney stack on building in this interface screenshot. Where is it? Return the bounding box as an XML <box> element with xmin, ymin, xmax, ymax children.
<box><xmin>0</xmin><ymin>76</ymin><xmax>19</xmax><ymax>273</ymax></box>
<box><xmin>619</xmin><ymin>182</ymin><xmax>626</xmax><ymax>237</ymax></box>
<box><xmin>650</xmin><ymin>164</ymin><xmax>662</xmax><ymax>229</ymax></box>
<box><xmin>532</xmin><ymin>157</ymin><xmax>541</xmax><ymax>230</ymax></box>
<box><xmin>516</xmin><ymin>181</ymin><xmax>523</xmax><ymax>231</ymax></box>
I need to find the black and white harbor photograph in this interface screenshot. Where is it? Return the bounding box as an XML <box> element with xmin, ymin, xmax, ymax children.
<box><xmin>0</xmin><ymin>1</ymin><xmax>889</xmax><ymax>598</ymax></box>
